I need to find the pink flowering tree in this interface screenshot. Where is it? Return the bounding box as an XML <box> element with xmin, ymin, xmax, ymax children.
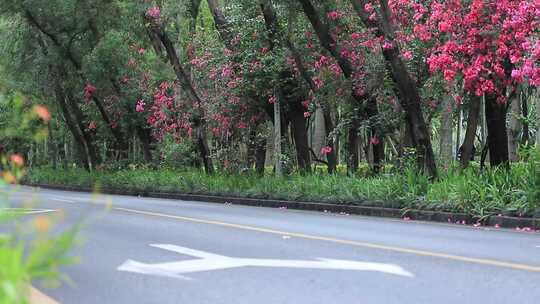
<box><xmin>414</xmin><ymin>0</ymin><xmax>540</xmax><ymax>166</ymax></box>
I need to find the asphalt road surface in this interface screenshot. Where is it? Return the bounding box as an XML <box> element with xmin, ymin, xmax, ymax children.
<box><xmin>2</xmin><ymin>185</ymin><xmax>540</xmax><ymax>304</ymax></box>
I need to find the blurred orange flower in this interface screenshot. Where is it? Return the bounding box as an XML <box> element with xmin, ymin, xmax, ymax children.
<box><xmin>2</xmin><ymin>172</ymin><xmax>16</xmax><ymax>184</ymax></box>
<box><xmin>34</xmin><ymin>105</ymin><xmax>51</xmax><ymax>122</ymax></box>
<box><xmin>10</xmin><ymin>154</ymin><xmax>24</xmax><ymax>167</ymax></box>
<box><xmin>34</xmin><ymin>216</ymin><xmax>51</xmax><ymax>232</ymax></box>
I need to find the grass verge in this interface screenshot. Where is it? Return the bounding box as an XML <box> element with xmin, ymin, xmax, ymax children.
<box><xmin>24</xmin><ymin>160</ymin><xmax>540</xmax><ymax>220</ymax></box>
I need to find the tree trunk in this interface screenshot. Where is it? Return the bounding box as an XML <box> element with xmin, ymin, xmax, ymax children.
<box><xmin>25</xmin><ymin>10</ymin><xmax>129</xmax><ymax>159</ymax></box>
<box><xmin>53</xmin><ymin>79</ymin><xmax>93</xmax><ymax>170</ymax></box>
<box><xmin>485</xmin><ymin>94</ymin><xmax>509</xmax><ymax>167</ymax></box>
<box><xmin>274</xmin><ymin>97</ymin><xmax>283</xmax><ymax>177</ymax></box>
<box><xmin>349</xmin><ymin>0</ymin><xmax>437</xmax><ymax>178</ymax></box>
<box><xmin>521</xmin><ymin>93</ymin><xmax>529</xmax><ymax>145</ymax></box>
<box><xmin>537</xmin><ymin>90</ymin><xmax>540</xmax><ymax>152</ymax></box>
<box><xmin>298</xmin><ymin>0</ymin><xmax>385</xmax><ymax>174</ymax></box>
<box><xmin>207</xmin><ymin>0</ymin><xmax>234</xmax><ymax>49</ymax></box>
<box><xmin>439</xmin><ymin>96</ymin><xmax>454</xmax><ymax>166</ymax></box>
<box><xmin>290</xmin><ymin>110</ymin><xmax>312</xmax><ymax>173</ymax></box>
<box><xmin>247</xmin><ymin>129</ymin><xmax>257</xmax><ymax>169</ymax></box>
<box><xmin>146</xmin><ymin>17</ymin><xmax>214</xmax><ymax>174</ymax></box>
<box><xmin>322</xmin><ymin>108</ymin><xmax>337</xmax><ymax>174</ymax></box>
<box><xmin>347</xmin><ymin>116</ymin><xmax>359</xmax><ymax>175</ymax></box>
<box><xmin>460</xmin><ymin>96</ymin><xmax>480</xmax><ymax>168</ymax></box>
<box><xmin>366</xmin><ymin>97</ymin><xmax>384</xmax><ymax>173</ymax></box>
<box><xmin>507</xmin><ymin>89</ymin><xmax>522</xmax><ymax>162</ymax></box>
<box><xmin>255</xmin><ymin>136</ymin><xmax>267</xmax><ymax>176</ymax></box>
<box><xmin>136</xmin><ymin>127</ymin><xmax>153</xmax><ymax>162</ymax></box>
<box><xmin>455</xmin><ymin>105</ymin><xmax>462</xmax><ymax>160</ymax></box>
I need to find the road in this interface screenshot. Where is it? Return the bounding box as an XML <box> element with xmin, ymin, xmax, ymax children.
<box><xmin>2</xmin><ymin>185</ymin><xmax>540</xmax><ymax>304</ymax></box>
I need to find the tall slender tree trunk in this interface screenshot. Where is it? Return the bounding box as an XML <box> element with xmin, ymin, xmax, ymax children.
<box><xmin>508</xmin><ymin>89</ymin><xmax>522</xmax><ymax>162</ymax></box>
<box><xmin>485</xmin><ymin>94</ymin><xmax>509</xmax><ymax>167</ymax></box>
<box><xmin>274</xmin><ymin>98</ymin><xmax>283</xmax><ymax>177</ymax></box>
<box><xmin>480</xmin><ymin>96</ymin><xmax>488</xmax><ymax>151</ymax></box>
<box><xmin>460</xmin><ymin>96</ymin><xmax>480</xmax><ymax>168</ymax></box>
<box><xmin>255</xmin><ymin>136</ymin><xmax>267</xmax><ymax>176</ymax></box>
<box><xmin>53</xmin><ymin>79</ymin><xmax>93</xmax><ymax>170</ymax></box>
<box><xmin>298</xmin><ymin>0</ymin><xmax>383</xmax><ymax>174</ymax></box>
<box><xmin>536</xmin><ymin>90</ymin><xmax>540</xmax><ymax>152</ymax></box>
<box><xmin>366</xmin><ymin>97</ymin><xmax>384</xmax><ymax>173</ymax></box>
<box><xmin>439</xmin><ymin>96</ymin><xmax>454</xmax><ymax>166</ymax></box>
<box><xmin>322</xmin><ymin>108</ymin><xmax>337</xmax><ymax>174</ymax></box>
<box><xmin>146</xmin><ymin>17</ymin><xmax>214</xmax><ymax>174</ymax></box>
<box><xmin>349</xmin><ymin>0</ymin><xmax>437</xmax><ymax>178</ymax></box>
<box><xmin>290</xmin><ymin>111</ymin><xmax>312</xmax><ymax>174</ymax></box>
<box><xmin>136</xmin><ymin>127</ymin><xmax>153</xmax><ymax>162</ymax></box>
<box><xmin>455</xmin><ymin>105</ymin><xmax>462</xmax><ymax>160</ymax></box>
<box><xmin>347</xmin><ymin>114</ymin><xmax>360</xmax><ymax>175</ymax></box>
<box><xmin>521</xmin><ymin>93</ymin><xmax>529</xmax><ymax>145</ymax></box>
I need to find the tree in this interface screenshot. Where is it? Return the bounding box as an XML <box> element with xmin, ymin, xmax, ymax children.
<box><xmin>424</xmin><ymin>0</ymin><xmax>540</xmax><ymax>166</ymax></box>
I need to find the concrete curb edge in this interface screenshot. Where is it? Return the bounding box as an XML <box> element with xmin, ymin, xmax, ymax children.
<box><xmin>25</xmin><ymin>183</ymin><xmax>539</xmax><ymax>230</ymax></box>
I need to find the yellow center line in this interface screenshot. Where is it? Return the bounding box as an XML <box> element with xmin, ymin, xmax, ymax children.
<box><xmin>114</xmin><ymin>207</ymin><xmax>540</xmax><ymax>273</ymax></box>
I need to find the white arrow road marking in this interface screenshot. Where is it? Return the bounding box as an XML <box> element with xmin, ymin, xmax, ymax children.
<box><xmin>0</xmin><ymin>208</ymin><xmax>56</xmax><ymax>215</ymax></box>
<box><xmin>52</xmin><ymin>198</ymin><xmax>77</xmax><ymax>204</ymax></box>
<box><xmin>118</xmin><ymin>244</ymin><xmax>414</xmax><ymax>279</ymax></box>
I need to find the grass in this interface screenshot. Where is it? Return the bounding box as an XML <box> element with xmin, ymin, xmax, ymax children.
<box><xmin>24</xmin><ymin>157</ymin><xmax>540</xmax><ymax>219</ymax></box>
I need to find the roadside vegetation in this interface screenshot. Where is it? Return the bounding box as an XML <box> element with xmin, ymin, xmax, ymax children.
<box><xmin>26</xmin><ymin>150</ymin><xmax>540</xmax><ymax>219</ymax></box>
<box><xmin>0</xmin><ymin>94</ymin><xmax>76</xmax><ymax>303</ymax></box>
<box><xmin>1</xmin><ymin>1</ymin><xmax>540</xmax><ymax>234</ymax></box>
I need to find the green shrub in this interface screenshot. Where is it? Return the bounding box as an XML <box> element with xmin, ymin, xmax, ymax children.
<box><xmin>25</xmin><ymin>156</ymin><xmax>540</xmax><ymax>219</ymax></box>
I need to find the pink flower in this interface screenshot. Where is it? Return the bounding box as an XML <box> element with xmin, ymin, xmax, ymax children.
<box><xmin>438</xmin><ymin>21</ymin><xmax>451</xmax><ymax>33</ymax></box>
<box><xmin>136</xmin><ymin>100</ymin><xmax>146</xmax><ymax>113</ymax></box>
<box><xmin>364</xmin><ymin>3</ymin><xmax>374</xmax><ymax>12</ymax></box>
<box><xmin>511</xmin><ymin>69</ymin><xmax>523</xmax><ymax>81</ymax></box>
<box><xmin>402</xmin><ymin>51</ymin><xmax>413</xmax><ymax>61</ymax></box>
<box><xmin>382</xmin><ymin>41</ymin><xmax>394</xmax><ymax>50</ymax></box>
<box><xmin>315</xmin><ymin>55</ymin><xmax>330</xmax><ymax>69</ymax></box>
<box><xmin>351</xmin><ymin>33</ymin><xmax>361</xmax><ymax>40</ymax></box>
<box><xmin>121</xmin><ymin>76</ymin><xmax>130</xmax><ymax>84</ymax></box>
<box><xmin>88</xmin><ymin>122</ymin><xmax>97</xmax><ymax>131</ymax></box>
<box><xmin>221</xmin><ymin>67</ymin><xmax>233</xmax><ymax>78</ymax></box>
<box><xmin>138</xmin><ymin>48</ymin><xmax>146</xmax><ymax>55</ymax></box>
<box><xmin>370</xmin><ymin>136</ymin><xmax>380</xmax><ymax>146</ymax></box>
<box><xmin>84</xmin><ymin>84</ymin><xmax>96</xmax><ymax>102</ymax></box>
<box><xmin>127</xmin><ymin>59</ymin><xmax>137</xmax><ymax>68</ymax></box>
<box><xmin>303</xmin><ymin>112</ymin><xmax>311</xmax><ymax>118</ymax></box>
<box><xmin>268</xmin><ymin>95</ymin><xmax>277</xmax><ymax>104</ymax></box>
<box><xmin>313</xmin><ymin>77</ymin><xmax>324</xmax><ymax>89</ymax></box>
<box><xmin>237</xmin><ymin>122</ymin><xmax>248</xmax><ymax>129</ymax></box>
<box><xmin>321</xmin><ymin>146</ymin><xmax>333</xmax><ymax>155</ymax></box>
<box><xmin>147</xmin><ymin>7</ymin><xmax>161</xmax><ymax>19</ymax></box>
<box><xmin>327</xmin><ymin>11</ymin><xmax>343</xmax><ymax>20</ymax></box>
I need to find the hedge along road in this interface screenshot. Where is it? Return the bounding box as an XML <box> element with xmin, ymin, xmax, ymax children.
<box><xmin>4</xmin><ymin>185</ymin><xmax>540</xmax><ymax>304</ymax></box>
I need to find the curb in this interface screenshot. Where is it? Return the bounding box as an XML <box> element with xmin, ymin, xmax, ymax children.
<box><xmin>30</xmin><ymin>286</ymin><xmax>58</xmax><ymax>304</ymax></box>
<box><xmin>25</xmin><ymin>183</ymin><xmax>540</xmax><ymax>230</ymax></box>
